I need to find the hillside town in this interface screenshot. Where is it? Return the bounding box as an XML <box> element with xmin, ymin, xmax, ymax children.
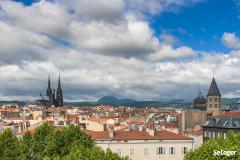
<box><xmin>0</xmin><ymin>76</ymin><xmax>239</xmax><ymax>160</ymax></box>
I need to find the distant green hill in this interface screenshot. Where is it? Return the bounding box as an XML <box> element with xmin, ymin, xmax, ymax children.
<box><xmin>97</xmin><ymin>96</ymin><xmax>136</xmax><ymax>104</ymax></box>
<box><xmin>1</xmin><ymin>97</ymin><xmax>239</xmax><ymax>109</ymax></box>
<box><xmin>67</xmin><ymin>97</ymin><xmax>240</xmax><ymax>109</ymax></box>
<box><xmin>0</xmin><ymin>101</ymin><xmax>25</xmax><ymax>106</ymax></box>
<box><xmin>67</xmin><ymin>96</ymin><xmax>192</xmax><ymax>108</ymax></box>
<box><xmin>221</xmin><ymin>98</ymin><xmax>240</xmax><ymax>106</ymax></box>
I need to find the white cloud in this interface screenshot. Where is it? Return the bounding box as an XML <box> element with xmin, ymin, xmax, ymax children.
<box><xmin>0</xmin><ymin>21</ymin><xmax>56</xmax><ymax>64</ymax></box>
<box><xmin>70</xmin><ymin>18</ymin><xmax>159</xmax><ymax>56</ymax></box>
<box><xmin>125</xmin><ymin>0</ymin><xmax>204</xmax><ymax>17</ymax></box>
<box><xmin>0</xmin><ymin>0</ymin><xmax>201</xmax><ymax>60</ymax></box>
<box><xmin>0</xmin><ymin>0</ymin><xmax>239</xmax><ymax>101</ymax></box>
<box><xmin>0</xmin><ymin>0</ymin><xmax>72</xmax><ymax>41</ymax></box>
<box><xmin>149</xmin><ymin>45</ymin><xmax>196</xmax><ymax>61</ymax></box>
<box><xmin>159</xmin><ymin>34</ymin><xmax>177</xmax><ymax>45</ymax></box>
<box><xmin>55</xmin><ymin>0</ymin><xmax>125</xmax><ymax>22</ymax></box>
<box><xmin>221</xmin><ymin>32</ymin><xmax>240</xmax><ymax>50</ymax></box>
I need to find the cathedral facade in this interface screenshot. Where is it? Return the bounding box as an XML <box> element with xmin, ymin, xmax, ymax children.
<box><xmin>46</xmin><ymin>75</ymin><xmax>63</xmax><ymax>107</ymax></box>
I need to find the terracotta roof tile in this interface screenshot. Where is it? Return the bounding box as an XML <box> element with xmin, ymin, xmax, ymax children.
<box><xmin>163</xmin><ymin>123</ymin><xmax>178</xmax><ymax>128</ymax></box>
<box><xmin>87</xmin><ymin>130</ymin><xmax>192</xmax><ymax>141</ymax></box>
<box><xmin>220</xmin><ymin>112</ymin><xmax>240</xmax><ymax>117</ymax></box>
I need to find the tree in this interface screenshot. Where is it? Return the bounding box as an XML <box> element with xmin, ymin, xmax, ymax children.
<box><xmin>62</xmin><ymin>146</ymin><xmax>129</xmax><ymax>160</ymax></box>
<box><xmin>45</xmin><ymin>125</ymin><xmax>93</xmax><ymax>157</ymax></box>
<box><xmin>0</xmin><ymin>128</ymin><xmax>21</xmax><ymax>160</ymax></box>
<box><xmin>30</xmin><ymin>122</ymin><xmax>54</xmax><ymax>160</ymax></box>
<box><xmin>185</xmin><ymin>132</ymin><xmax>240</xmax><ymax>160</ymax></box>
<box><xmin>17</xmin><ymin>122</ymin><xmax>127</xmax><ymax>160</ymax></box>
<box><xmin>21</xmin><ymin>131</ymin><xmax>33</xmax><ymax>160</ymax></box>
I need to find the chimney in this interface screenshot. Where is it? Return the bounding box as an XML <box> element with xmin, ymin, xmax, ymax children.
<box><xmin>161</xmin><ymin>125</ymin><xmax>166</xmax><ymax>130</ymax></box>
<box><xmin>18</xmin><ymin>124</ymin><xmax>22</xmax><ymax>133</ymax></box>
<box><xmin>109</xmin><ymin>127</ymin><xmax>114</xmax><ymax>139</ymax></box>
<box><xmin>148</xmin><ymin>128</ymin><xmax>155</xmax><ymax>136</ymax></box>
<box><xmin>147</xmin><ymin>123</ymin><xmax>155</xmax><ymax>136</ymax></box>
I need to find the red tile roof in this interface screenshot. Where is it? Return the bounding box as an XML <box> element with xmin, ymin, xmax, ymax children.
<box><xmin>7</xmin><ymin>118</ymin><xmax>26</xmax><ymax>120</ymax></box>
<box><xmin>162</xmin><ymin>123</ymin><xmax>178</xmax><ymax>128</ymax></box>
<box><xmin>87</xmin><ymin>130</ymin><xmax>192</xmax><ymax>141</ymax></box>
<box><xmin>87</xmin><ymin>130</ymin><xmax>109</xmax><ymax>139</ymax></box>
<box><xmin>220</xmin><ymin>112</ymin><xmax>240</xmax><ymax>117</ymax></box>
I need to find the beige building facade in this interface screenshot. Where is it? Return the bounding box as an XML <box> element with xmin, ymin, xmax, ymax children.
<box><xmin>88</xmin><ymin>130</ymin><xmax>193</xmax><ymax>160</ymax></box>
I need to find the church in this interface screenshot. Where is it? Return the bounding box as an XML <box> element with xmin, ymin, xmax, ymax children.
<box><xmin>46</xmin><ymin>75</ymin><xmax>64</xmax><ymax>107</ymax></box>
<box><xmin>193</xmin><ymin>77</ymin><xmax>221</xmax><ymax>116</ymax></box>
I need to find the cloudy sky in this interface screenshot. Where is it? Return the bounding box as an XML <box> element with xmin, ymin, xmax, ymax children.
<box><xmin>0</xmin><ymin>0</ymin><xmax>240</xmax><ymax>102</ymax></box>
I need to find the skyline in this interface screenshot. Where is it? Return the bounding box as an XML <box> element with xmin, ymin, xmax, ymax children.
<box><xmin>0</xmin><ymin>0</ymin><xmax>240</xmax><ymax>101</ymax></box>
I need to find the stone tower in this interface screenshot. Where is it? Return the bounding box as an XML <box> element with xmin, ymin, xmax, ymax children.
<box><xmin>206</xmin><ymin>77</ymin><xmax>221</xmax><ymax>116</ymax></box>
<box><xmin>193</xmin><ymin>91</ymin><xmax>207</xmax><ymax>111</ymax></box>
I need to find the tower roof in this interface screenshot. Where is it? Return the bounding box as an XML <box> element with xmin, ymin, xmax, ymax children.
<box><xmin>195</xmin><ymin>91</ymin><xmax>206</xmax><ymax>100</ymax></box>
<box><xmin>207</xmin><ymin>77</ymin><xmax>221</xmax><ymax>97</ymax></box>
<box><xmin>57</xmin><ymin>74</ymin><xmax>61</xmax><ymax>89</ymax></box>
<box><xmin>48</xmin><ymin>76</ymin><xmax>51</xmax><ymax>88</ymax></box>
<box><xmin>46</xmin><ymin>76</ymin><xmax>52</xmax><ymax>96</ymax></box>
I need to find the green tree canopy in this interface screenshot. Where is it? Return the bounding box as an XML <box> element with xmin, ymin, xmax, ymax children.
<box><xmin>185</xmin><ymin>132</ymin><xmax>240</xmax><ymax>160</ymax></box>
<box><xmin>0</xmin><ymin>128</ymin><xmax>21</xmax><ymax>160</ymax></box>
<box><xmin>63</xmin><ymin>147</ymin><xmax>129</xmax><ymax>160</ymax></box>
<box><xmin>0</xmin><ymin>123</ymin><xmax>128</xmax><ymax>160</ymax></box>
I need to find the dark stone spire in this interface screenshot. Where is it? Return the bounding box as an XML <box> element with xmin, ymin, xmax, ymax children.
<box><xmin>46</xmin><ymin>76</ymin><xmax>52</xmax><ymax>96</ymax></box>
<box><xmin>56</xmin><ymin>74</ymin><xmax>63</xmax><ymax>106</ymax></box>
<box><xmin>196</xmin><ymin>91</ymin><xmax>206</xmax><ymax>100</ymax></box>
<box><xmin>58</xmin><ymin>74</ymin><xmax>61</xmax><ymax>88</ymax></box>
<box><xmin>207</xmin><ymin>77</ymin><xmax>221</xmax><ymax>97</ymax></box>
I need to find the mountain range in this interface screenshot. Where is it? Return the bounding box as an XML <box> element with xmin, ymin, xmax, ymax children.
<box><xmin>0</xmin><ymin>96</ymin><xmax>239</xmax><ymax>109</ymax></box>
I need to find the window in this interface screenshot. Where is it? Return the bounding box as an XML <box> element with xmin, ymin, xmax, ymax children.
<box><xmin>214</xmin><ymin>104</ymin><xmax>217</xmax><ymax>108</ymax></box>
<box><xmin>209</xmin><ymin>104</ymin><xmax>212</xmax><ymax>107</ymax></box>
<box><xmin>209</xmin><ymin>98</ymin><xmax>212</xmax><ymax>101</ymax></box>
<box><xmin>157</xmin><ymin>147</ymin><xmax>165</xmax><ymax>155</ymax></box>
<box><xmin>214</xmin><ymin>98</ymin><xmax>217</xmax><ymax>101</ymax></box>
<box><xmin>212</xmin><ymin>132</ymin><xmax>215</xmax><ymax>138</ymax></box>
<box><xmin>224</xmin><ymin>132</ymin><xmax>227</xmax><ymax>139</ymax></box>
<box><xmin>208</xmin><ymin>131</ymin><xmax>211</xmax><ymax>138</ymax></box>
<box><xmin>169</xmin><ymin>147</ymin><xmax>176</xmax><ymax>155</ymax></box>
<box><xmin>129</xmin><ymin>148</ymin><xmax>134</xmax><ymax>156</ymax></box>
<box><xmin>182</xmin><ymin>147</ymin><xmax>188</xmax><ymax>154</ymax></box>
<box><xmin>144</xmin><ymin>148</ymin><xmax>149</xmax><ymax>156</ymax></box>
<box><xmin>117</xmin><ymin>148</ymin><xmax>121</xmax><ymax>156</ymax></box>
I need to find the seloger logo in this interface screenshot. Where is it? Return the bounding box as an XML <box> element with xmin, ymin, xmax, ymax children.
<box><xmin>213</xmin><ymin>150</ymin><xmax>236</xmax><ymax>157</ymax></box>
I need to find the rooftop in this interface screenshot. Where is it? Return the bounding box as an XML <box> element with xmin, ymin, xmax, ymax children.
<box><xmin>207</xmin><ymin>77</ymin><xmax>221</xmax><ymax>97</ymax></box>
<box><xmin>87</xmin><ymin>130</ymin><xmax>192</xmax><ymax>141</ymax></box>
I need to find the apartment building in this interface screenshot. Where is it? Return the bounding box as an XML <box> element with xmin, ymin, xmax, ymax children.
<box><xmin>88</xmin><ymin>129</ymin><xmax>193</xmax><ymax>160</ymax></box>
<box><xmin>203</xmin><ymin>112</ymin><xmax>240</xmax><ymax>141</ymax></box>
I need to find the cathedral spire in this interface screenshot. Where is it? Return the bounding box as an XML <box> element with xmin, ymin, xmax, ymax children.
<box><xmin>46</xmin><ymin>76</ymin><xmax>52</xmax><ymax>96</ymax></box>
<box><xmin>58</xmin><ymin>74</ymin><xmax>61</xmax><ymax>89</ymax></box>
<box><xmin>48</xmin><ymin>76</ymin><xmax>51</xmax><ymax>88</ymax></box>
<box><xmin>56</xmin><ymin>74</ymin><xmax>63</xmax><ymax>106</ymax></box>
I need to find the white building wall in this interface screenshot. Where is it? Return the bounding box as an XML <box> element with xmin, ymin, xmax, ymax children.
<box><xmin>193</xmin><ymin>135</ymin><xmax>203</xmax><ymax>149</ymax></box>
<box><xmin>84</xmin><ymin>120</ymin><xmax>105</xmax><ymax>131</ymax></box>
<box><xmin>95</xmin><ymin>140</ymin><xmax>193</xmax><ymax>160</ymax></box>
